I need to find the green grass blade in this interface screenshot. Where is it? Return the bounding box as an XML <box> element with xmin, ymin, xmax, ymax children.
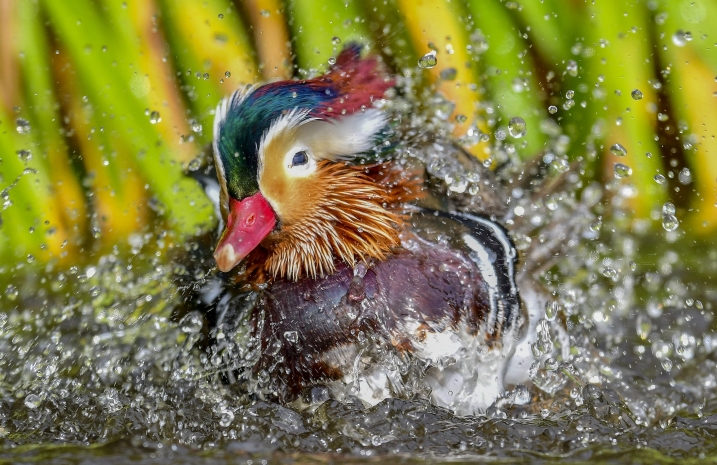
<box><xmin>655</xmin><ymin>0</ymin><xmax>717</xmax><ymax>232</ymax></box>
<box><xmin>583</xmin><ymin>0</ymin><xmax>666</xmax><ymax>220</ymax></box>
<box><xmin>158</xmin><ymin>0</ymin><xmax>258</xmax><ymax>145</ymax></box>
<box><xmin>241</xmin><ymin>0</ymin><xmax>293</xmax><ymax>80</ymax></box>
<box><xmin>287</xmin><ymin>0</ymin><xmax>371</xmax><ymax>73</ymax></box>
<box><xmin>17</xmin><ymin>0</ymin><xmax>87</xmax><ymax>254</ymax></box>
<box><xmin>465</xmin><ymin>0</ymin><xmax>548</xmax><ymax>158</ymax></box>
<box><xmin>41</xmin><ymin>0</ymin><xmax>215</xmax><ymax>238</ymax></box>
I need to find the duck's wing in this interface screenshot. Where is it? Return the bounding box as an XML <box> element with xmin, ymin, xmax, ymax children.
<box><xmin>405</xmin><ymin>208</ymin><xmax>522</xmax><ymax>339</ymax></box>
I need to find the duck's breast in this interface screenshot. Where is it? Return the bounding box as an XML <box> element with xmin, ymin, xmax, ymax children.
<box><xmin>256</xmin><ymin>241</ymin><xmax>506</xmax><ymax>402</ymax></box>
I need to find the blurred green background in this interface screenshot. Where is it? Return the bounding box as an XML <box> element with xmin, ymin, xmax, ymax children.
<box><xmin>0</xmin><ymin>0</ymin><xmax>715</xmax><ymax>270</ymax></box>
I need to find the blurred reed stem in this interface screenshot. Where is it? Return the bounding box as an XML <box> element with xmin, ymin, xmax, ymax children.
<box><xmin>240</xmin><ymin>0</ymin><xmax>293</xmax><ymax>80</ymax></box>
<box><xmin>363</xmin><ymin>0</ymin><xmax>416</xmax><ymax>71</ymax></box>
<box><xmin>41</xmin><ymin>0</ymin><xmax>215</xmax><ymax>238</ymax></box>
<box><xmin>465</xmin><ymin>0</ymin><xmax>548</xmax><ymax>158</ymax></box>
<box><xmin>587</xmin><ymin>0</ymin><xmax>666</xmax><ymax>220</ymax></box>
<box><xmin>510</xmin><ymin>0</ymin><xmax>572</xmax><ymax>67</ymax></box>
<box><xmin>1</xmin><ymin>1</ymin><xmax>71</xmax><ymax>262</ymax></box>
<box><xmin>286</xmin><ymin>0</ymin><xmax>369</xmax><ymax>73</ymax></box>
<box><xmin>158</xmin><ymin>0</ymin><xmax>258</xmax><ymax>145</ymax></box>
<box><xmin>0</xmin><ymin>111</ymin><xmax>58</xmax><ymax>261</ymax></box>
<box><xmin>1</xmin><ymin>0</ymin><xmax>714</xmax><ymax>269</ymax></box>
<box><xmin>102</xmin><ymin>0</ymin><xmax>198</xmax><ymax>165</ymax></box>
<box><xmin>656</xmin><ymin>0</ymin><xmax>717</xmax><ymax>233</ymax></box>
<box><xmin>17</xmin><ymin>0</ymin><xmax>87</xmax><ymax>253</ymax></box>
<box><xmin>52</xmin><ymin>48</ymin><xmax>150</xmax><ymax>247</ymax></box>
<box><xmin>395</xmin><ymin>0</ymin><xmax>490</xmax><ymax>159</ymax></box>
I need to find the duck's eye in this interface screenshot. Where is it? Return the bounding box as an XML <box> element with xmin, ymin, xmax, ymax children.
<box><xmin>291</xmin><ymin>150</ymin><xmax>308</xmax><ymax>167</ymax></box>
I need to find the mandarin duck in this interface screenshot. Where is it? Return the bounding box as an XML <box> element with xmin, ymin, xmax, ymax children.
<box><xmin>188</xmin><ymin>43</ymin><xmax>580</xmax><ymax>415</ymax></box>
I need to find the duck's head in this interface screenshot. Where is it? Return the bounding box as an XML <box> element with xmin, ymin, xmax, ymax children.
<box><xmin>212</xmin><ymin>44</ymin><xmax>404</xmax><ymax>281</ymax></box>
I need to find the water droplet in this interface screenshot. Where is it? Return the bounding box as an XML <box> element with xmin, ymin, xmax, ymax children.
<box><xmin>636</xmin><ymin>314</ymin><xmax>651</xmax><ymax>340</ymax></box>
<box><xmin>455</xmin><ymin>114</ymin><xmax>467</xmax><ymax>123</ymax></box>
<box><xmin>203</xmin><ymin>72</ymin><xmax>210</xmax><ymax>80</ymax></box>
<box><xmin>614</xmin><ymin>162</ymin><xmax>632</xmax><ymax>178</ymax></box>
<box><xmin>674</xmin><ymin>332</ymin><xmax>696</xmax><ymax>361</ymax></box>
<box><xmin>260</xmin><ymin>9</ymin><xmax>270</xmax><ymax>17</ymax></box>
<box><xmin>512</xmin><ymin>384</ymin><xmax>531</xmax><ymax>405</ymax></box>
<box><xmin>149</xmin><ymin>111</ymin><xmax>161</xmax><ymax>124</ymax></box>
<box><xmin>544</xmin><ymin>357</ymin><xmax>559</xmax><ymax>371</ymax></box>
<box><xmin>5</xmin><ymin>284</ymin><xmax>18</xmax><ymax>301</ymax></box>
<box><xmin>217</xmin><ymin>13</ymin><xmax>224</xmax><ymax>19</ymax></box>
<box><xmin>672</xmin><ymin>30</ymin><xmax>692</xmax><ymax>47</ymax></box>
<box><xmin>536</xmin><ymin>319</ymin><xmax>553</xmax><ymax>354</ymax></box>
<box><xmin>654</xmin><ymin>174</ymin><xmax>666</xmax><ymax>184</ymax></box>
<box><xmin>548</xmin><ymin>105</ymin><xmax>558</xmax><ymax>114</ymax></box>
<box><xmin>15</xmin><ymin>118</ymin><xmax>31</xmax><ymax>134</ymax></box>
<box><xmin>331</xmin><ymin>36</ymin><xmax>341</xmax><ymax>45</ymax></box>
<box><xmin>662</xmin><ymin>202</ymin><xmax>676</xmax><ymax>215</ymax></box>
<box><xmin>219</xmin><ymin>410</ymin><xmax>234</xmax><ymax>427</ymax></box>
<box><xmin>610</xmin><ymin>143</ymin><xmax>627</xmax><ymax>157</ymax></box>
<box><xmin>562</xmin><ymin>99</ymin><xmax>575</xmax><ymax>110</ymax></box>
<box><xmin>678</xmin><ymin>167</ymin><xmax>692</xmax><ymax>185</ymax></box>
<box><xmin>512</xmin><ymin>77</ymin><xmax>526</xmax><ymax>92</ymax></box>
<box><xmin>602</xmin><ymin>267</ymin><xmax>617</xmax><ymax>279</ymax></box>
<box><xmin>487</xmin><ymin>406</ymin><xmax>507</xmax><ymax>419</ymax></box>
<box><xmin>495</xmin><ymin>129</ymin><xmax>507</xmax><ymax>141</ymax></box>
<box><xmin>418</xmin><ymin>51</ymin><xmax>437</xmax><ymax>69</ymax></box>
<box><xmin>284</xmin><ymin>330</ymin><xmax>299</xmax><ymax>344</ymax></box>
<box><xmin>565</xmin><ymin>90</ymin><xmax>575</xmax><ymax>99</ymax></box>
<box><xmin>189</xmin><ymin>119</ymin><xmax>202</xmax><ymax>133</ymax></box>
<box><xmin>24</xmin><ymin>394</ymin><xmax>42</xmax><ymax>409</ymax></box>
<box><xmin>179</xmin><ymin>311</ymin><xmax>203</xmax><ymax>334</ymax></box>
<box><xmin>508</xmin><ymin>117</ymin><xmax>527</xmax><ymax>138</ymax></box>
<box><xmin>439</xmin><ymin>67</ymin><xmax>457</xmax><ymax>81</ymax></box>
<box><xmin>26</xmin><ymin>254</ymin><xmax>35</xmax><ymax>264</ymax></box>
<box><xmin>582</xmin><ymin>384</ymin><xmax>603</xmax><ymax>401</ymax></box>
<box><xmin>631</xmin><ymin>89</ymin><xmax>644</xmax><ymax>100</ymax></box>
<box><xmin>545</xmin><ymin>301</ymin><xmax>561</xmax><ymax>322</ymax></box>
<box><xmin>652</xmin><ymin>339</ymin><xmax>672</xmax><ymax>359</ymax></box>
<box><xmin>447</xmin><ymin>174</ymin><xmax>468</xmax><ymax>193</ymax></box>
<box><xmin>566</xmin><ymin>60</ymin><xmax>578</xmax><ymax>77</ymax></box>
<box><xmin>224</xmin><ymin>71</ymin><xmax>231</xmax><ymax>78</ymax></box>
<box><xmin>16</xmin><ymin>149</ymin><xmax>32</xmax><ymax>162</ymax></box>
<box><xmin>661</xmin><ymin>358</ymin><xmax>673</xmax><ymax>371</ymax></box>
<box><xmin>187</xmin><ymin>158</ymin><xmax>202</xmax><ymax>172</ymax></box>
<box><xmin>662</xmin><ymin>213</ymin><xmax>679</xmax><ymax>232</ymax></box>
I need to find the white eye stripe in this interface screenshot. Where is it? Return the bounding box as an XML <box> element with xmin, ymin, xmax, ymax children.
<box><xmin>294</xmin><ymin>109</ymin><xmax>387</xmax><ymax>162</ymax></box>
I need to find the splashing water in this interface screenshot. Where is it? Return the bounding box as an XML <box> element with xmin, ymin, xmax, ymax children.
<box><xmin>417</xmin><ymin>51</ymin><xmax>437</xmax><ymax>69</ymax></box>
<box><xmin>610</xmin><ymin>143</ymin><xmax>627</xmax><ymax>157</ymax></box>
<box><xmin>2</xmin><ymin>42</ymin><xmax>717</xmax><ymax>465</ymax></box>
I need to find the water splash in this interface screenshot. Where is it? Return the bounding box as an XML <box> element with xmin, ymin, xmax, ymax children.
<box><xmin>2</xmin><ymin>38</ymin><xmax>717</xmax><ymax>465</ymax></box>
<box><xmin>417</xmin><ymin>51</ymin><xmax>437</xmax><ymax>69</ymax></box>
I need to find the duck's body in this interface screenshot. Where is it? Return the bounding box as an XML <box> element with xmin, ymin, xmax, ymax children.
<box><xmin>193</xmin><ymin>43</ymin><xmax>578</xmax><ymax>414</ymax></box>
<box><xmin>206</xmin><ymin>209</ymin><xmax>524</xmax><ymax>414</ymax></box>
